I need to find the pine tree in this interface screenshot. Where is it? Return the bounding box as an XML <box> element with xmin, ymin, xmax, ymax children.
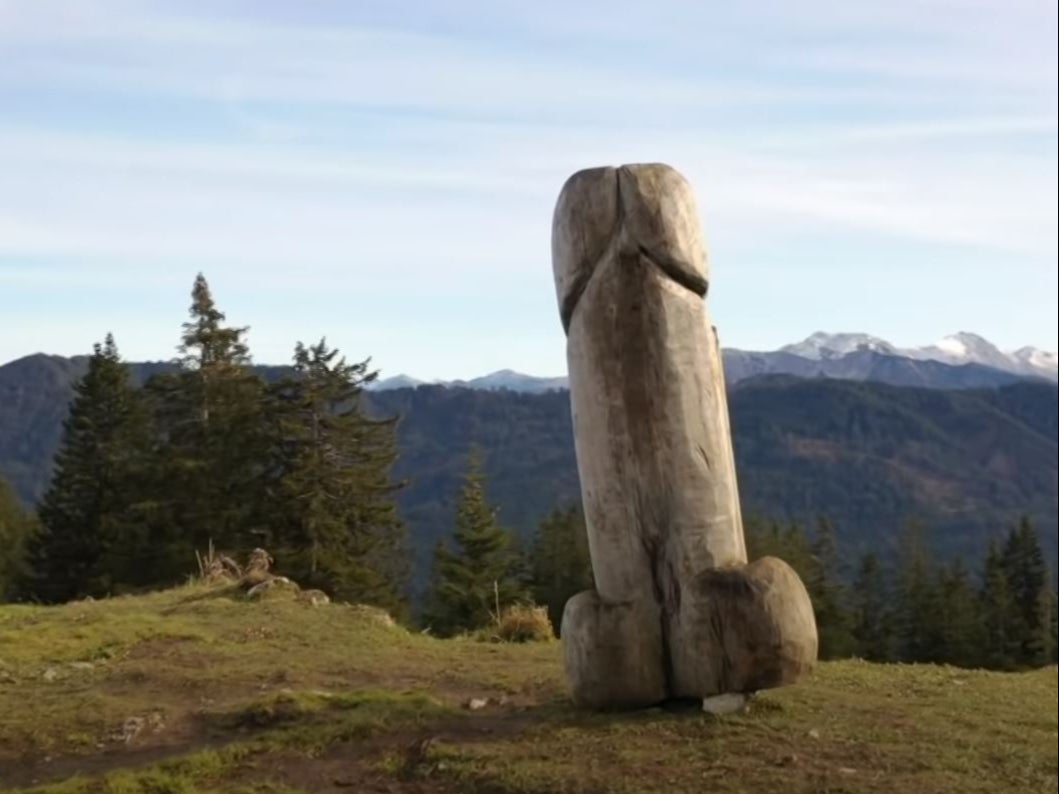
<box><xmin>179</xmin><ymin>273</ymin><xmax>251</xmax><ymax>375</ymax></box>
<box><xmin>851</xmin><ymin>552</ymin><xmax>893</xmax><ymax>661</ymax></box>
<box><xmin>746</xmin><ymin>515</ymin><xmax>856</xmax><ymax>658</ymax></box>
<box><xmin>142</xmin><ymin>274</ymin><xmax>267</xmax><ymax>578</ymax></box>
<box><xmin>893</xmin><ymin>521</ymin><xmax>941</xmax><ymax>662</ymax></box>
<box><xmin>0</xmin><ymin>476</ymin><xmax>37</xmax><ymax>601</ymax></box>
<box><xmin>744</xmin><ymin>515</ymin><xmax>814</xmax><ymax>576</ymax></box>
<box><xmin>934</xmin><ymin>559</ymin><xmax>982</xmax><ymax>667</ymax></box>
<box><xmin>806</xmin><ymin>516</ymin><xmax>856</xmax><ymax>659</ymax></box>
<box><xmin>1001</xmin><ymin>517</ymin><xmax>1051</xmax><ymax>666</ymax></box>
<box><xmin>530</xmin><ymin>505</ymin><xmax>593</xmax><ymax>635</ymax></box>
<box><xmin>424</xmin><ymin>452</ymin><xmax>527</xmax><ymax>635</ymax></box>
<box><xmin>978</xmin><ymin>540</ymin><xmax>1018</xmax><ymax>670</ymax></box>
<box><xmin>266</xmin><ymin>339</ymin><xmax>408</xmax><ymax>613</ymax></box>
<box><xmin>28</xmin><ymin>335</ymin><xmax>149</xmax><ymax>601</ymax></box>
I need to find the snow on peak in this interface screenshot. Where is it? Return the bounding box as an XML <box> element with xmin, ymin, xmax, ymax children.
<box><xmin>1012</xmin><ymin>347</ymin><xmax>1059</xmax><ymax>373</ymax></box>
<box><xmin>368</xmin><ymin>333</ymin><xmax>1059</xmax><ymax>393</ymax></box>
<box><xmin>934</xmin><ymin>336</ymin><xmax>968</xmax><ymax>358</ymax></box>
<box><xmin>781</xmin><ymin>331</ymin><xmax>1056</xmax><ymax>381</ymax></box>
<box><xmin>780</xmin><ymin>332</ymin><xmax>897</xmax><ymax>361</ymax></box>
<box><xmin>916</xmin><ymin>332</ymin><xmax>1011</xmax><ymax>370</ymax></box>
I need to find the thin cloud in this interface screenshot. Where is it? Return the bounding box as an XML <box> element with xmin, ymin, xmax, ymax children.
<box><xmin>0</xmin><ymin>0</ymin><xmax>1055</xmax><ymax>368</ymax></box>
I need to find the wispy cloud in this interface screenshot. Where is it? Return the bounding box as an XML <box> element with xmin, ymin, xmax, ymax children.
<box><xmin>0</xmin><ymin>0</ymin><xmax>1055</xmax><ymax>373</ymax></box>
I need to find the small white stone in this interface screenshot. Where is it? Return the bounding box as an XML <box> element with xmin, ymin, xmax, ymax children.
<box><xmin>702</xmin><ymin>693</ymin><xmax>748</xmax><ymax>715</ymax></box>
<box><xmin>466</xmin><ymin>697</ymin><xmax>489</xmax><ymax>711</ymax></box>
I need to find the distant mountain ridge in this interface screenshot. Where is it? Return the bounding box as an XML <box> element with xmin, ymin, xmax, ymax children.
<box><xmin>367</xmin><ymin>377</ymin><xmax>1058</xmax><ymax>579</ymax></box>
<box><xmin>1</xmin><ymin>353</ymin><xmax>1055</xmax><ymax>579</ymax></box>
<box><xmin>780</xmin><ymin>331</ymin><xmax>1057</xmax><ymax>378</ymax></box>
<box><xmin>373</xmin><ymin>370</ymin><xmax>570</xmax><ymax>394</ymax></box>
<box><xmin>368</xmin><ymin>331</ymin><xmax>1058</xmax><ymax>392</ymax></box>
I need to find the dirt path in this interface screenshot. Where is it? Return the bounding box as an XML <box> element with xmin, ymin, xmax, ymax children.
<box><xmin>0</xmin><ymin>701</ymin><xmax>539</xmax><ymax>791</ymax></box>
<box><xmin>225</xmin><ymin>713</ymin><xmax>537</xmax><ymax>794</ymax></box>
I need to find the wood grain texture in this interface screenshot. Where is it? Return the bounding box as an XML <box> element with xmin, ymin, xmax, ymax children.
<box><xmin>553</xmin><ymin>163</ymin><xmax>817</xmax><ymax>708</ymax></box>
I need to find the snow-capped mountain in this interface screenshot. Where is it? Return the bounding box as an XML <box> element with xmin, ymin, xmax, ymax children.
<box><xmin>793</xmin><ymin>331</ymin><xmax>1058</xmax><ymax>381</ymax></box>
<box><xmin>908</xmin><ymin>332</ymin><xmax>1017</xmax><ymax>373</ymax></box>
<box><xmin>780</xmin><ymin>332</ymin><xmax>898</xmax><ymax>360</ymax></box>
<box><xmin>1012</xmin><ymin>346</ymin><xmax>1059</xmax><ymax>375</ymax></box>
<box><xmin>368</xmin><ymin>332</ymin><xmax>1057</xmax><ymax>393</ymax></box>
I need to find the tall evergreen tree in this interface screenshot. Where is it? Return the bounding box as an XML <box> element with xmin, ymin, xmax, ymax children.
<box><xmin>266</xmin><ymin>339</ymin><xmax>408</xmax><ymax>613</ymax></box>
<box><xmin>744</xmin><ymin>515</ymin><xmax>814</xmax><ymax>575</ymax></box>
<box><xmin>806</xmin><ymin>516</ymin><xmax>856</xmax><ymax>659</ymax></box>
<box><xmin>893</xmin><ymin>521</ymin><xmax>941</xmax><ymax>662</ymax></box>
<box><xmin>179</xmin><ymin>273</ymin><xmax>251</xmax><ymax>376</ymax></box>
<box><xmin>0</xmin><ymin>476</ymin><xmax>37</xmax><ymax>601</ymax></box>
<box><xmin>28</xmin><ymin>335</ymin><xmax>148</xmax><ymax>601</ymax></box>
<box><xmin>142</xmin><ymin>274</ymin><xmax>267</xmax><ymax>578</ymax></box>
<box><xmin>530</xmin><ymin>505</ymin><xmax>593</xmax><ymax>635</ymax></box>
<box><xmin>1001</xmin><ymin>517</ymin><xmax>1051</xmax><ymax>666</ymax></box>
<box><xmin>424</xmin><ymin>452</ymin><xmax>527</xmax><ymax>635</ymax></box>
<box><xmin>851</xmin><ymin>552</ymin><xmax>893</xmax><ymax>661</ymax></box>
<box><xmin>934</xmin><ymin>559</ymin><xmax>981</xmax><ymax>666</ymax></box>
<box><xmin>978</xmin><ymin>540</ymin><xmax>1019</xmax><ymax>670</ymax></box>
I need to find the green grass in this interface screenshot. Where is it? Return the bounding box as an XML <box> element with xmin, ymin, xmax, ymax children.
<box><xmin>429</xmin><ymin>663</ymin><xmax>1058</xmax><ymax>793</ymax></box>
<box><xmin>1</xmin><ymin>583</ymin><xmax>1055</xmax><ymax>793</ymax></box>
<box><xmin>0</xmin><ymin>582</ymin><xmax>561</xmax><ymax>759</ymax></box>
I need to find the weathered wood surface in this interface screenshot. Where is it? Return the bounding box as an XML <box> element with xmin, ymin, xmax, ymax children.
<box><xmin>552</xmin><ymin>163</ymin><xmax>817</xmax><ymax>708</ymax></box>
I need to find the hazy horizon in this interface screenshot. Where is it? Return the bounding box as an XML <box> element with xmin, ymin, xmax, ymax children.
<box><xmin>4</xmin><ymin>326</ymin><xmax>1054</xmax><ymax>383</ymax></box>
<box><xmin>2</xmin><ymin>1</ymin><xmax>1056</xmax><ymax>380</ymax></box>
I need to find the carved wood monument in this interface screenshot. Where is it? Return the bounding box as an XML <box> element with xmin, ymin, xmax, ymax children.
<box><xmin>551</xmin><ymin>163</ymin><xmax>818</xmax><ymax>709</ymax></box>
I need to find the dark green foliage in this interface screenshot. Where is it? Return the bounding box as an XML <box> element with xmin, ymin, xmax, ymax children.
<box><xmin>744</xmin><ymin>514</ymin><xmax>815</xmax><ymax>573</ymax></box>
<box><xmin>8</xmin><ymin>275</ymin><xmax>410</xmax><ymax>611</ymax></box>
<box><xmin>27</xmin><ymin>335</ymin><xmax>150</xmax><ymax>602</ymax></box>
<box><xmin>0</xmin><ymin>475</ymin><xmax>37</xmax><ymax>600</ymax></box>
<box><xmin>265</xmin><ymin>339</ymin><xmax>408</xmax><ymax>614</ymax></box>
<box><xmin>805</xmin><ymin>517</ymin><xmax>858</xmax><ymax>659</ymax></box>
<box><xmin>1001</xmin><ymin>517</ymin><xmax>1052</xmax><ymax>665</ymax></box>
<box><xmin>139</xmin><ymin>275</ymin><xmax>269</xmax><ymax>581</ymax></box>
<box><xmin>746</xmin><ymin>515</ymin><xmax>856</xmax><ymax>659</ymax></box>
<box><xmin>424</xmin><ymin>452</ymin><xmax>527</xmax><ymax>635</ymax></box>
<box><xmin>727</xmin><ymin>377</ymin><xmax>1058</xmax><ymax>567</ymax></box>
<box><xmin>362</xmin><ymin>385</ymin><xmax>580</xmax><ymax>582</ymax></box>
<box><xmin>965</xmin><ymin>520</ymin><xmax>1053</xmax><ymax>669</ymax></box>
<box><xmin>530</xmin><ymin>506</ymin><xmax>593</xmax><ymax>636</ymax></box>
<box><xmin>1</xmin><ymin>287</ymin><xmax>1057</xmax><ymax>651</ymax></box>
<box><xmin>892</xmin><ymin>522</ymin><xmax>942</xmax><ymax>663</ymax></box>
<box><xmin>179</xmin><ymin>273</ymin><xmax>252</xmax><ymax>371</ymax></box>
<box><xmin>743</xmin><ymin>515</ymin><xmax>1058</xmax><ymax>670</ymax></box>
<box><xmin>850</xmin><ymin>552</ymin><xmax>893</xmax><ymax>661</ymax></box>
<box><xmin>934</xmin><ymin>560</ymin><xmax>982</xmax><ymax>665</ymax></box>
<box><xmin>978</xmin><ymin>541</ymin><xmax>1019</xmax><ymax>669</ymax></box>
<box><xmin>4</xmin><ymin>362</ymin><xmax>1057</xmax><ymax>579</ymax></box>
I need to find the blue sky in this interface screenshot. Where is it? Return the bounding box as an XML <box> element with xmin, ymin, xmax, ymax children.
<box><xmin>1</xmin><ymin>0</ymin><xmax>1056</xmax><ymax>379</ymax></box>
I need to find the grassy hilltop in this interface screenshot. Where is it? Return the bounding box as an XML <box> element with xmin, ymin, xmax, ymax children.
<box><xmin>0</xmin><ymin>584</ymin><xmax>1056</xmax><ymax>794</ymax></box>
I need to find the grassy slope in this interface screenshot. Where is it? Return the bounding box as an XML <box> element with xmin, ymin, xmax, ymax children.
<box><xmin>0</xmin><ymin>585</ymin><xmax>1055</xmax><ymax>794</ymax></box>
